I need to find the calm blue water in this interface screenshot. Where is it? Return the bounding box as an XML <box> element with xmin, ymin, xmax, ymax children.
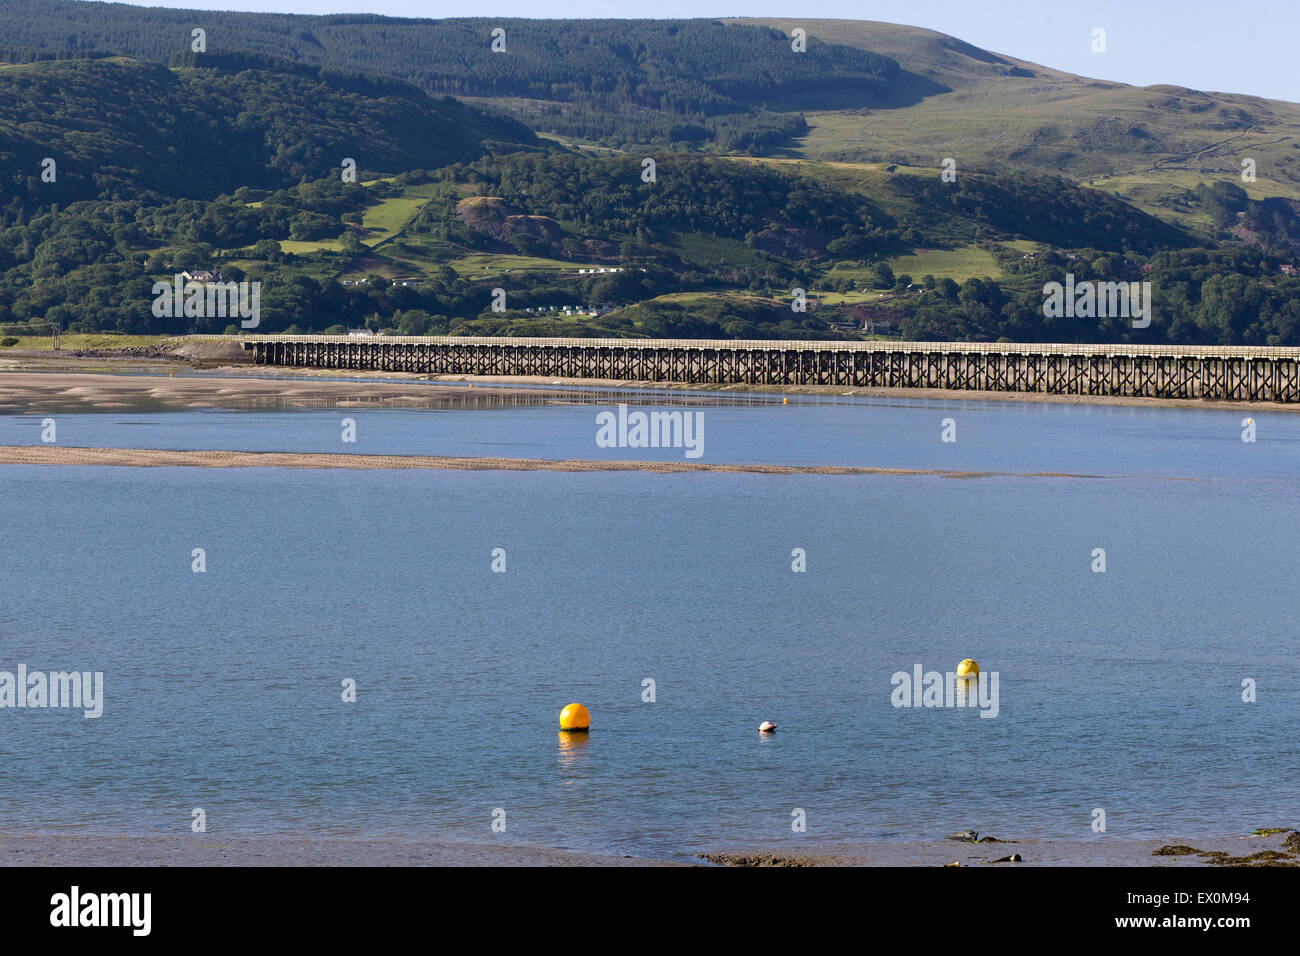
<box><xmin>1</xmin><ymin>379</ymin><xmax>1298</xmax><ymax>859</ymax></box>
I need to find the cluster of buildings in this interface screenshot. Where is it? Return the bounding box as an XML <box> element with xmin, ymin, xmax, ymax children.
<box><xmin>523</xmin><ymin>305</ymin><xmax>613</xmax><ymax>317</ymax></box>
<box><xmin>179</xmin><ymin>269</ymin><xmax>225</xmax><ymax>283</ymax></box>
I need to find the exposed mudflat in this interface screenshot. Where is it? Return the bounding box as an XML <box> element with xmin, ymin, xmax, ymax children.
<box><xmin>0</xmin><ymin>444</ymin><xmax>1171</xmax><ymax>480</ymax></box>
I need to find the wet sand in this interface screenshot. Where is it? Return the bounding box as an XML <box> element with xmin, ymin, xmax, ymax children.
<box><xmin>2</xmin><ymin>831</ymin><xmax>1294</xmax><ymax>866</ymax></box>
<box><xmin>0</xmin><ymin>444</ymin><xmax>1179</xmax><ymax>481</ymax></box>
<box><xmin>0</xmin><ymin>369</ymin><xmax>526</xmax><ymax>412</ymax></box>
<box><xmin>0</xmin><ymin>833</ymin><xmax>674</xmax><ymax>867</ymax></box>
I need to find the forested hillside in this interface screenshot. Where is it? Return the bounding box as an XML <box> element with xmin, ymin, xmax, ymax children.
<box><xmin>0</xmin><ymin>4</ymin><xmax>1297</xmax><ymax>346</ymax></box>
<box><xmin>0</xmin><ymin>3</ymin><xmax>900</xmax><ymax>150</ymax></box>
<box><xmin>0</xmin><ymin>53</ymin><xmax>534</xmax><ymax>207</ymax></box>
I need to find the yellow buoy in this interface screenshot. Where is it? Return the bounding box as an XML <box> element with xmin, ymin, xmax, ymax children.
<box><xmin>559</xmin><ymin>702</ymin><xmax>590</xmax><ymax>732</ymax></box>
<box><xmin>783</xmin><ymin>397</ymin><xmax>789</xmax><ymax>404</ymax></box>
<box><xmin>957</xmin><ymin>659</ymin><xmax>979</xmax><ymax>680</ymax></box>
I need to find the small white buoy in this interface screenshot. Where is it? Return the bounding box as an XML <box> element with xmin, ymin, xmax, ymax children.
<box><xmin>758</xmin><ymin>721</ymin><xmax>777</xmax><ymax>733</ymax></box>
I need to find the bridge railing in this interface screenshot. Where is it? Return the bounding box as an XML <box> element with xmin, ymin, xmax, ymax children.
<box><xmin>177</xmin><ymin>334</ymin><xmax>1300</xmax><ymax>360</ymax></box>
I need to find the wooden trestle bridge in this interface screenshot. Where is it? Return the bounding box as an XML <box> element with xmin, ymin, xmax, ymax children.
<box><xmin>191</xmin><ymin>334</ymin><xmax>1300</xmax><ymax>402</ymax></box>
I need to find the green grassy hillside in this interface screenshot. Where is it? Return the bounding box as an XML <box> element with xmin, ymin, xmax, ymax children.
<box><xmin>734</xmin><ymin>18</ymin><xmax>1300</xmax><ymax>217</ymax></box>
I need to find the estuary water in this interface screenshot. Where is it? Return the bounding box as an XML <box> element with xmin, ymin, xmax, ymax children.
<box><xmin>1</xmin><ymin>376</ymin><xmax>1298</xmax><ymax>859</ymax></box>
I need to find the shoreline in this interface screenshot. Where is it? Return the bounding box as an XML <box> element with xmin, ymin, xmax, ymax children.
<box><xmin>2</xmin><ymin>357</ymin><xmax>1298</xmax><ymax>413</ymax></box>
<box><xmin>0</xmin><ymin>832</ymin><xmax>674</xmax><ymax>867</ymax></box>
<box><xmin>1</xmin><ymin>831</ymin><xmax>1294</xmax><ymax>867</ymax></box>
<box><xmin>0</xmin><ymin>445</ymin><xmax>1194</xmax><ymax>480</ymax></box>
<box><xmin>700</xmin><ymin>830</ymin><xmax>1300</xmax><ymax>867</ymax></box>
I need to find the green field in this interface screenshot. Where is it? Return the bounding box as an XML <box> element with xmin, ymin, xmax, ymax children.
<box><xmin>884</xmin><ymin>246</ymin><xmax>1002</xmax><ymax>281</ymax></box>
<box><xmin>825</xmin><ymin>244</ymin><xmax>1003</xmax><ymax>287</ymax></box>
<box><xmin>445</xmin><ymin>253</ymin><xmax>590</xmax><ymax>278</ymax></box>
<box><xmin>360</xmin><ymin>195</ymin><xmax>430</xmax><ymax>248</ymax></box>
<box><xmin>814</xmin><ymin>289</ymin><xmax>887</xmax><ymax>305</ymax></box>
<box><xmin>279</xmin><ymin>238</ymin><xmax>347</xmax><ymax>254</ymax></box>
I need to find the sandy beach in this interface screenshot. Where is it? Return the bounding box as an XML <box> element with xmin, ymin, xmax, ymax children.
<box><xmin>1</xmin><ymin>831</ymin><xmax>1294</xmax><ymax>866</ymax></box>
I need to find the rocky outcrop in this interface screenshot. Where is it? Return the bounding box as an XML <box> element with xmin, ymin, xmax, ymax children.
<box><xmin>455</xmin><ymin>196</ymin><xmax>563</xmax><ymax>245</ymax></box>
<box><xmin>750</xmin><ymin>226</ymin><xmax>828</xmax><ymax>260</ymax></box>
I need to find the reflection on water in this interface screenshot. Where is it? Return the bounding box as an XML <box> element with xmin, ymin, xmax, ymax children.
<box><xmin>557</xmin><ymin>732</ymin><xmax>592</xmax><ymax>775</ymax></box>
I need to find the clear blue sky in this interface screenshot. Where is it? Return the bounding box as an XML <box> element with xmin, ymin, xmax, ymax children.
<box><xmin>117</xmin><ymin>0</ymin><xmax>1300</xmax><ymax>103</ymax></box>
